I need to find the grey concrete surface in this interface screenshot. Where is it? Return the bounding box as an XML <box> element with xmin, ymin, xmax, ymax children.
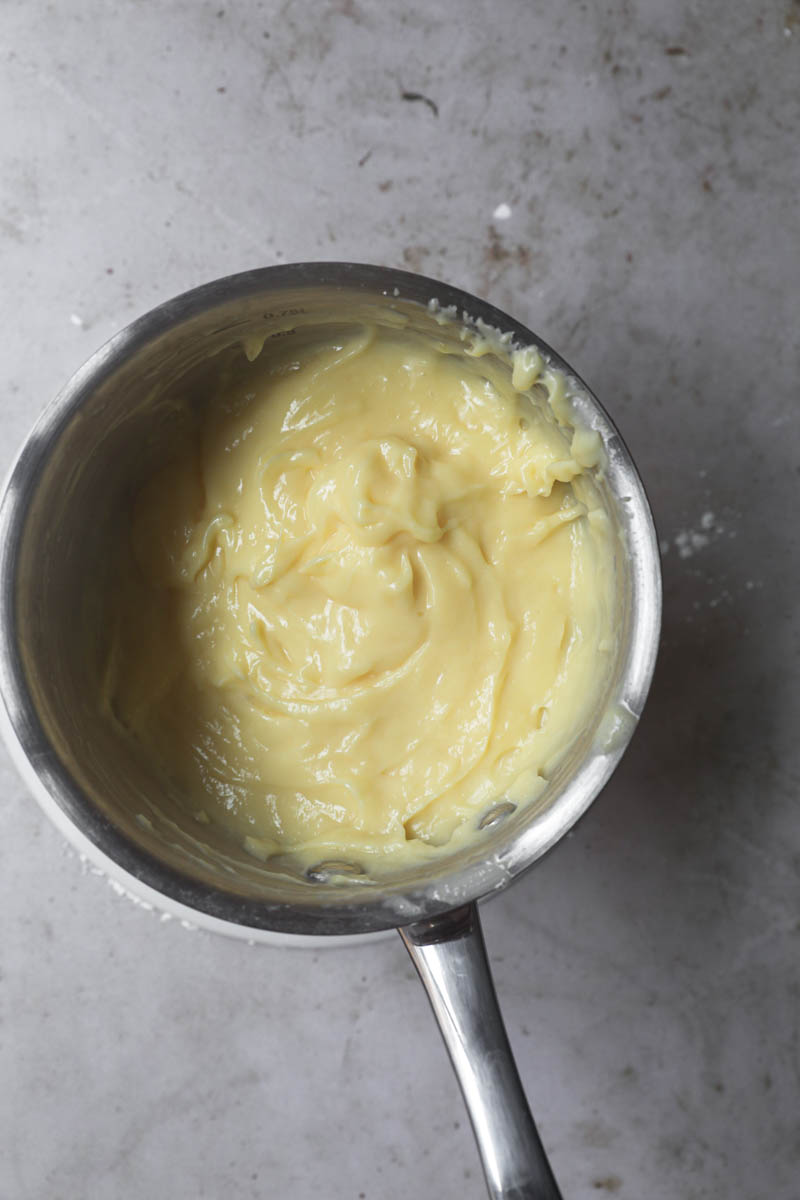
<box><xmin>1</xmin><ymin>1</ymin><xmax>798</xmax><ymax>1197</ymax></box>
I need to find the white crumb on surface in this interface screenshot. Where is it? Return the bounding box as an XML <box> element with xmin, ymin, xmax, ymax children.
<box><xmin>675</xmin><ymin>529</ymin><xmax>709</xmax><ymax>558</ymax></box>
<box><xmin>493</xmin><ymin>202</ymin><xmax>512</xmax><ymax>220</ymax></box>
<box><xmin>670</xmin><ymin>511</ymin><xmax>725</xmax><ymax>558</ymax></box>
<box><xmin>106</xmin><ymin>876</ymin><xmax>154</xmax><ymax>911</ymax></box>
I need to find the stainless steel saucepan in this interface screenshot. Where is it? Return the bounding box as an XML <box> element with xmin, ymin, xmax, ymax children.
<box><xmin>0</xmin><ymin>264</ymin><xmax>661</xmax><ymax>1199</ymax></box>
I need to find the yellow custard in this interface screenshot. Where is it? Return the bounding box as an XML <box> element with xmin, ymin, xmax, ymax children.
<box><xmin>104</xmin><ymin>324</ymin><xmax>614</xmax><ymax>874</ymax></box>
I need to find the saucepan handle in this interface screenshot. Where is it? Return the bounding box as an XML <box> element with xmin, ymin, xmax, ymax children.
<box><xmin>399</xmin><ymin>902</ymin><xmax>562</xmax><ymax>1200</ymax></box>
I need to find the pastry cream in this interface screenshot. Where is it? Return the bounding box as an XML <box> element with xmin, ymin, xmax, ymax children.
<box><xmin>104</xmin><ymin>323</ymin><xmax>614</xmax><ymax>875</ymax></box>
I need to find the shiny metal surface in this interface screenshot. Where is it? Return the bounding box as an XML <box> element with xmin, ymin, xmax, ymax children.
<box><xmin>401</xmin><ymin>904</ymin><xmax>561</xmax><ymax>1200</ymax></box>
<box><xmin>0</xmin><ymin>263</ymin><xmax>660</xmax><ymax>1198</ymax></box>
<box><xmin>0</xmin><ymin>262</ymin><xmax>661</xmax><ymax>937</ymax></box>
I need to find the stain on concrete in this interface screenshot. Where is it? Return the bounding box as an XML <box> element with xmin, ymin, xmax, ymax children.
<box><xmin>577</xmin><ymin>1119</ymin><xmax>621</xmax><ymax>1150</ymax></box>
<box><xmin>401</xmin><ymin>90</ymin><xmax>439</xmax><ymax>117</ymax></box>
<box><xmin>402</xmin><ymin>244</ymin><xmax>430</xmax><ymax>272</ymax></box>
